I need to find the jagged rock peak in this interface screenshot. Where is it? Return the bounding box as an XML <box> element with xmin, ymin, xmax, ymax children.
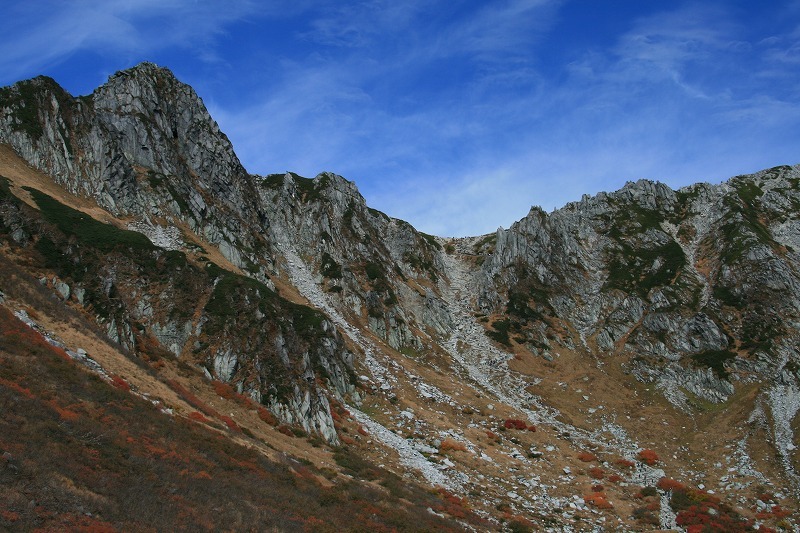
<box><xmin>105</xmin><ymin>61</ymin><xmax>177</xmax><ymax>84</ymax></box>
<box><xmin>257</xmin><ymin>170</ymin><xmax>366</xmax><ymax>209</ymax></box>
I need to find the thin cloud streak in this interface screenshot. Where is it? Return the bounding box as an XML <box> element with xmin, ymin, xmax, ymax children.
<box><xmin>1</xmin><ymin>1</ymin><xmax>800</xmax><ymax>237</ymax></box>
<box><xmin>0</xmin><ymin>0</ymin><xmax>261</xmax><ymax>83</ymax></box>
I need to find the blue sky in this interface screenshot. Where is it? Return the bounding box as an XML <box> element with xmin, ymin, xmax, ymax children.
<box><xmin>2</xmin><ymin>1</ymin><xmax>800</xmax><ymax>236</ymax></box>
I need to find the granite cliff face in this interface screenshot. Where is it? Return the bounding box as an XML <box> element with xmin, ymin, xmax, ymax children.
<box><xmin>480</xmin><ymin>173</ymin><xmax>800</xmax><ymax>401</ymax></box>
<box><xmin>1</xmin><ymin>63</ymin><xmax>799</xmax><ymax>530</ymax></box>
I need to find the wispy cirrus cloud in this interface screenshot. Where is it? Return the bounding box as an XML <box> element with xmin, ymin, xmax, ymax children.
<box><xmin>2</xmin><ymin>1</ymin><xmax>800</xmax><ymax>236</ymax></box>
<box><xmin>0</xmin><ymin>0</ymin><xmax>263</xmax><ymax>84</ymax></box>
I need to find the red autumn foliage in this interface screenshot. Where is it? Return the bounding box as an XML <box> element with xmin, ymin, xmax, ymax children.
<box><xmin>657</xmin><ymin>477</ymin><xmax>686</xmax><ymax>491</ymax></box>
<box><xmin>212</xmin><ymin>380</ymin><xmax>235</xmax><ymax>399</ymax></box>
<box><xmin>771</xmin><ymin>505</ymin><xmax>791</xmax><ymax>519</ymax></box>
<box><xmin>110</xmin><ymin>375</ymin><xmax>130</xmax><ymax>391</ymax></box>
<box><xmin>577</xmin><ymin>451</ymin><xmax>598</xmax><ymax>462</ymax></box>
<box><xmin>47</xmin><ymin>399</ymin><xmax>80</xmax><ymax>421</ymax></box>
<box><xmin>357</xmin><ymin>426</ymin><xmax>368</xmax><ymax>436</ymax></box>
<box><xmin>194</xmin><ymin>470</ymin><xmax>212</xmax><ymax>480</ymax></box>
<box><xmin>616</xmin><ymin>458</ymin><xmax>636</xmax><ymax>468</ymax></box>
<box><xmin>439</xmin><ymin>438</ymin><xmax>467</xmax><ymax>453</ymax></box>
<box><xmin>167</xmin><ymin>379</ymin><xmax>221</xmax><ymax>419</ymax></box>
<box><xmin>503</xmin><ymin>419</ymin><xmax>528</xmax><ymax>430</ymax></box>
<box><xmin>212</xmin><ymin>380</ymin><xmax>258</xmax><ymax>411</ymax></box>
<box><xmin>584</xmin><ymin>492</ymin><xmax>613</xmax><ymax>509</ymax></box>
<box><xmin>0</xmin><ymin>376</ymin><xmax>35</xmax><ymax>399</ymax></box>
<box><xmin>188</xmin><ymin>411</ymin><xmax>211</xmax><ymax>424</ymax></box>
<box><xmin>257</xmin><ymin>407</ymin><xmax>278</xmax><ymax>426</ymax></box>
<box><xmin>607</xmin><ymin>474</ymin><xmax>623</xmax><ymax>483</ymax></box>
<box><xmin>756</xmin><ymin>505</ymin><xmax>791</xmax><ymax>520</ymax></box>
<box><xmin>0</xmin><ymin>307</ymin><xmax>73</xmax><ymax>363</ymax></box>
<box><xmin>591</xmin><ymin>484</ymin><xmax>604</xmax><ymax>492</ymax></box>
<box><xmin>588</xmin><ymin>467</ymin><xmax>604</xmax><ymax>479</ymax></box>
<box><xmin>676</xmin><ymin>503</ymin><xmax>754</xmax><ymax>532</ymax></box>
<box><xmin>437</xmin><ymin>488</ymin><xmax>466</xmax><ymax>506</ymax></box>
<box><xmin>0</xmin><ymin>297</ymin><xmax>481</xmax><ymax>533</ymax></box>
<box><xmin>638</xmin><ymin>449</ymin><xmax>659</xmax><ymax>466</ymax></box>
<box><xmin>485</xmin><ymin>430</ymin><xmax>499</xmax><ymax>441</ymax></box>
<box><xmin>219</xmin><ymin>415</ymin><xmax>241</xmax><ymax>433</ymax></box>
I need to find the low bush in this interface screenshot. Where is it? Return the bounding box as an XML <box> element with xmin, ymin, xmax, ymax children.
<box><xmin>588</xmin><ymin>467</ymin><xmax>604</xmax><ymax>480</ymax></box>
<box><xmin>657</xmin><ymin>477</ymin><xmax>685</xmax><ymax>491</ymax></box>
<box><xmin>584</xmin><ymin>492</ymin><xmax>613</xmax><ymax>509</ymax></box>
<box><xmin>577</xmin><ymin>451</ymin><xmax>597</xmax><ymax>462</ymax></box>
<box><xmin>439</xmin><ymin>438</ymin><xmax>467</xmax><ymax>453</ymax></box>
<box><xmin>638</xmin><ymin>449</ymin><xmax>659</xmax><ymax>466</ymax></box>
<box><xmin>503</xmin><ymin>419</ymin><xmax>528</xmax><ymax>430</ymax></box>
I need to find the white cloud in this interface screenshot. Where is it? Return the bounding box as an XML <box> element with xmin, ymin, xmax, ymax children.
<box><xmin>0</xmin><ymin>0</ymin><xmax>262</xmax><ymax>83</ymax></box>
<box><xmin>3</xmin><ymin>1</ymin><xmax>800</xmax><ymax>237</ymax></box>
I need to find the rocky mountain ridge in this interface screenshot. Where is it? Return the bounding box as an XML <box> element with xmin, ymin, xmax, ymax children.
<box><xmin>1</xmin><ymin>62</ymin><xmax>798</xmax><ymax>531</ymax></box>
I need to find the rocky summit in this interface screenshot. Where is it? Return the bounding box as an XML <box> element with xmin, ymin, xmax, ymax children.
<box><xmin>0</xmin><ymin>62</ymin><xmax>798</xmax><ymax>531</ymax></box>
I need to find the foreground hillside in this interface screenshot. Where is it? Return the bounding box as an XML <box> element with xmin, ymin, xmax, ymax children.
<box><xmin>0</xmin><ymin>62</ymin><xmax>798</xmax><ymax>531</ymax></box>
<box><xmin>0</xmin><ymin>248</ymin><xmax>481</xmax><ymax>532</ymax></box>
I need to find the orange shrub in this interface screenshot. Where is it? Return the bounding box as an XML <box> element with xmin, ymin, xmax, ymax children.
<box><xmin>47</xmin><ymin>399</ymin><xmax>79</xmax><ymax>421</ymax></box>
<box><xmin>110</xmin><ymin>375</ymin><xmax>130</xmax><ymax>391</ymax></box>
<box><xmin>584</xmin><ymin>492</ymin><xmax>613</xmax><ymax>509</ymax></box>
<box><xmin>503</xmin><ymin>419</ymin><xmax>528</xmax><ymax>430</ymax></box>
<box><xmin>219</xmin><ymin>415</ymin><xmax>241</xmax><ymax>433</ymax></box>
<box><xmin>167</xmin><ymin>379</ymin><xmax>220</xmax><ymax>419</ymax></box>
<box><xmin>257</xmin><ymin>407</ymin><xmax>278</xmax><ymax>426</ymax></box>
<box><xmin>616</xmin><ymin>458</ymin><xmax>636</xmax><ymax>468</ymax></box>
<box><xmin>771</xmin><ymin>505</ymin><xmax>791</xmax><ymax>519</ymax></box>
<box><xmin>577</xmin><ymin>451</ymin><xmax>597</xmax><ymax>462</ymax></box>
<box><xmin>439</xmin><ymin>438</ymin><xmax>467</xmax><ymax>453</ymax></box>
<box><xmin>212</xmin><ymin>380</ymin><xmax>235</xmax><ymax>399</ymax></box>
<box><xmin>638</xmin><ymin>449</ymin><xmax>659</xmax><ymax>466</ymax></box>
<box><xmin>657</xmin><ymin>477</ymin><xmax>685</xmax><ymax>491</ymax></box>
<box><xmin>0</xmin><ymin>376</ymin><xmax>35</xmax><ymax>399</ymax></box>
<box><xmin>607</xmin><ymin>474</ymin><xmax>623</xmax><ymax>483</ymax></box>
<box><xmin>188</xmin><ymin>411</ymin><xmax>211</xmax><ymax>424</ymax></box>
<box><xmin>588</xmin><ymin>467</ymin><xmax>604</xmax><ymax>479</ymax></box>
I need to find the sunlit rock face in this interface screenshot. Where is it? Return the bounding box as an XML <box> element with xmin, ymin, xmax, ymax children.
<box><xmin>2</xmin><ymin>62</ymin><xmax>800</xmax><ymax>519</ymax></box>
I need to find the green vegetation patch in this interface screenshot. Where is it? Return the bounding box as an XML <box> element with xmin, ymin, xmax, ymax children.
<box><xmin>486</xmin><ymin>319</ymin><xmax>512</xmax><ymax>346</ymax></box>
<box><xmin>320</xmin><ymin>252</ymin><xmax>342</xmax><ymax>279</ymax></box>
<box><xmin>736</xmin><ymin>180</ymin><xmax>764</xmax><ymax>206</ymax></box>
<box><xmin>606</xmin><ymin>240</ymin><xmax>685</xmax><ymax>296</ymax></box>
<box><xmin>0</xmin><ymin>176</ymin><xmax>19</xmax><ymax>206</ymax></box>
<box><xmin>0</xmin><ymin>81</ymin><xmax>44</xmax><ymax>140</ymax></box>
<box><xmin>607</xmin><ymin>205</ymin><xmax>664</xmax><ymax>239</ymax></box>
<box><xmin>204</xmin><ymin>266</ymin><xmax>326</xmax><ymax>340</ymax></box>
<box><xmin>260</xmin><ymin>173</ymin><xmax>285</xmax><ymax>189</ymax></box>
<box><xmin>26</xmin><ymin>188</ymin><xmax>155</xmax><ymax>253</ymax></box>
<box><xmin>293</xmin><ymin>173</ymin><xmax>327</xmax><ymax>203</ymax></box>
<box><xmin>364</xmin><ymin>261</ymin><xmax>384</xmax><ymax>281</ymax></box>
<box><xmin>690</xmin><ymin>349</ymin><xmax>736</xmax><ymax>379</ymax></box>
<box><xmin>420</xmin><ymin>232</ymin><xmax>442</xmax><ymax>251</ymax></box>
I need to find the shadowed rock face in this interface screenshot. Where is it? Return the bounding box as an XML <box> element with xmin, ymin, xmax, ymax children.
<box><xmin>2</xmin><ymin>62</ymin><xmax>800</xmax><ymax>502</ymax></box>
